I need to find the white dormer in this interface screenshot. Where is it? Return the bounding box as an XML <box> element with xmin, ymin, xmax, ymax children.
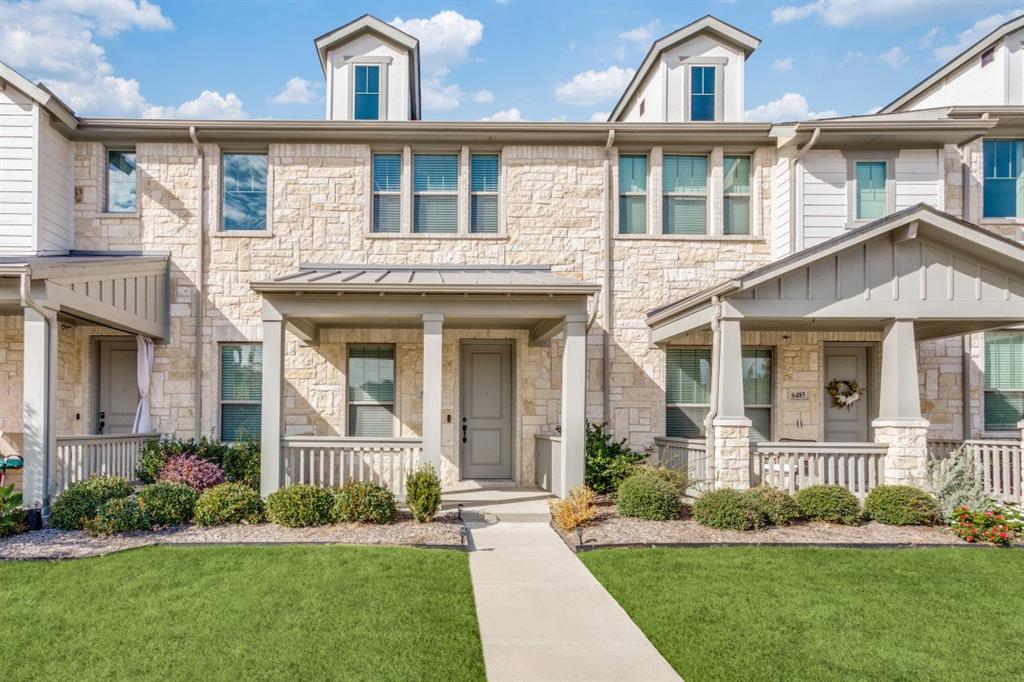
<box><xmin>609</xmin><ymin>16</ymin><xmax>760</xmax><ymax>123</ymax></box>
<box><xmin>315</xmin><ymin>15</ymin><xmax>421</xmax><ymax>121</ymax></box>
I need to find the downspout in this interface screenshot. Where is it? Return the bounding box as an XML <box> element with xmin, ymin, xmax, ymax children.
<box><xmin>189</xmin><ymin>126</ymin><xmax>205</xmax><ymax>440</ymax></box>
<box><xmin>705</xmin><ymin>296</ymin><xmax>723</xmax><ymax>479</ymax></box>
<box><xmin>788</xmin><ymin>127</ymin><xmax>821</xmax><ymax>254</ymax></box>
<box><xmin>959</xmin><ymin>142</ymin><xmax>972</xmax><ymax>439</ymax></box>
<box><xmin>602</xmin><ymin>128</ymin><xmax>616</xmax><ymax>423</ymax></box>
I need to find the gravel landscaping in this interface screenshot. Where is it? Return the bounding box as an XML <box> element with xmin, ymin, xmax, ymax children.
<box><xmin>0</xmin><ymin>511</ymin><xmax>466</xmax><ymax>560</ymax></box>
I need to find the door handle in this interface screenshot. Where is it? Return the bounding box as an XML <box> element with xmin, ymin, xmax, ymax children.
<box><xmin>461</xmin><ymin>423</ymin><xmax>467</xmax><ymax>443</ymax></box>
<box><xmin>98</xmin><ymin>411</ymin><xmax>106</xmax><ymax>434</ymax></box>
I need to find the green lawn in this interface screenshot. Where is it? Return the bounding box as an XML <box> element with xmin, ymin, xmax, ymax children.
<box><xmin>581</xmin><ymin>547</ymin><xmax>1024</xmax><ymax>682</ymax></box>
<box><xmin>0</xmin><ymin>545</ymin><xmax>485</xmax><ymax>682</ymax></box>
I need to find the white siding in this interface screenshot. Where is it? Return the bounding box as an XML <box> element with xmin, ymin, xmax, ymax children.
<box><xmin>36</xmin><ymin>113</ymin><xmax>74</xmax><ymax>253</ymax></box>
<box><xmin>771</xmin><ymin>146</ymin><xmax>794</xmax><ymax>259</ymax></box>
<box><xmin>798</xmin><ymin>150</ymin><xmax>846</xmax><ymax>249</ymax></box>
<box><xmin>326</xmin><ymin>34</ymin><xmax>410</xmax><ymax>121</ymax></box>
<box><xmin>895</xmin><ymin>149</ymin><xmax>941</xmax><ymax>212</ymax></box>
<box><xmin>0</xmin><ymin>86</ymin><xmax>36</xmax><ymax>253</ymax></box>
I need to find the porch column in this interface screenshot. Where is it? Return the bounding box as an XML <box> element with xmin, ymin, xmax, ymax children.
<box><xmin>873</xmin><ymin>319</ymin><xmax>929</xmax><ymax>485</ymax></box>
<box><xmin>421</xmin><ymin>313</ymin><xmax>444</xmax><ymax>472</ymax></box>
<box><xmin>712</xmin><ymin>317</ymin><xmax>751</xmax><ymax>490</ymax></box>
<box><xmin>559</xmin><ymin>314</ymin><xmax>587</xmax><ymax>497</ymax></box>
<box><xmin>260</xmin><ymin>303</ymin><xmax>285</xmax><ymax>497</ymax></box>
<box><xmin>21</xmin><ymin>306</ymin><xmax>58</xmax><ymax>511</ymax></box>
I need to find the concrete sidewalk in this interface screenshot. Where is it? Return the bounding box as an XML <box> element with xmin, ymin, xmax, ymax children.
<box><xmin>467</xmin><ymin>522</ymin><xmax>681</xmax><ymax>682</ymax></box>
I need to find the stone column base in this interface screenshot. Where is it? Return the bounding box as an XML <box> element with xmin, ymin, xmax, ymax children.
<box><xmin>873</xmin><ymin>418</ymin><xmax>930</xmax><ymax>486</ymax></box>
<box><xmin>712</xmin><ymin>416</ymin><xmax>751</xmax><ymax>491</ymax></box>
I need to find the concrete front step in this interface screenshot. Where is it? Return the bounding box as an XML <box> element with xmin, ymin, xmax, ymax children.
<box><xmin>441</xmin><ymin>487</ymin><xmax>553</xmax><ymax>523</ymax></box>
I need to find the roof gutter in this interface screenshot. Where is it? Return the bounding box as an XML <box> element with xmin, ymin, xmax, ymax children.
<box><xmin>189</xmin><ymin>126</ymin><xmax>205</xmax><ymax>440</ymax></box>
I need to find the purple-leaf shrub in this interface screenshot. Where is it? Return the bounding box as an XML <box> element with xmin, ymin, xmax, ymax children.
<box><xmin>158</xmin><ymin>455</ymin><xmax>225</xmax><ymax>491</ymax></box>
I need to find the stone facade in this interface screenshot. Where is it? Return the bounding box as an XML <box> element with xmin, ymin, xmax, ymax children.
<box><xmin>711</xmin><ymin>418</ymin><xmax>751</xmax><ymax>489</ymax></box>
<box><xmin>875</xmin><ymin>420</ymin><xmax>930</xmax><ymax>486</ymax></box>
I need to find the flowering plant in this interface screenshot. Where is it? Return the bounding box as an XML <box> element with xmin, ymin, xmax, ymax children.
<box><xmin>950</xmin><ymin>505</ymin><xmax>1017</xmax><ymax>546</ymax></box>
<box><xmin>826</xmin><ymin>379</ymin><xmax>863</xmax><ymax>410</ymax></box>
<box><xmin>158</xmin><ymin>455</ymin><xmax>225</xmax><ymax>491</ymax></box>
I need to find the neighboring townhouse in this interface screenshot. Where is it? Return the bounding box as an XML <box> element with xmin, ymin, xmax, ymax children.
<box><xmin>0</xmin><ymin>14</ymin><xmax>1021</xmax><ymax>511</ymax></box>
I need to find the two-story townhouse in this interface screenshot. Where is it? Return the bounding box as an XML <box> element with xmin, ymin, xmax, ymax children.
<box><xmin>1</xmin><ymin>14</ymin><xmax>1021</xmax><ymax>512</ymax></box>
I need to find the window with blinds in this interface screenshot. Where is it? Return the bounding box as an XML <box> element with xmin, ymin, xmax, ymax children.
<box><xmin>742</xmin><ymin>349</ymin><xmax>772</xmax><ymax>442</ymax></box>
<box><xmin>373</xmin><ymin>154</ymin><xmax>401</xmax><ymax>233</ymax></box>
<box><xmin>354</xmin><ymin>65</ymin><xmax>380</xmax><ymax>121</ymax></box>
<box><xmin>413</xmin><ymin>154</ymin><xmax>458</xmax><ymax>233</ymax></box>
<box><xmin>663</xmin><ymin>155</ymin><xmax>707</xmax><ymax>235</ymax></box>
<box><xmin>347</xmin><ymin>344</ymin><xmax>395</xmax><ymax>438</ymax></box>
<box><xmin>619</xmin><ymin>154</ymin><xmax>647</xmax><ymax>234</ymax></box>
<box><xmin>982</xmin><ymin>139</ymin><xmax>1024</xmax><ymax>218</ymax></box>
<box><xmin>723</xmin><ymin>156</ymin><xmax>751</xmax><ymax>235</ymax></box>
<box><xmin>471</xmin><ymin>154</ymin><xmax>499</xmax><ymax>233</ymax></box>
<box><xmin>222</xmin><ymin>153</ymin><xmax>267</xmax><ymax>231</ymax></box>
<box><xmin>690</xmin><ymin>66</ymin><xmax>716</xmax><ymax>122</ymax></box>
<box><xmin>855</xmin><ymin>161</ymin><xmax>887</xmax><ymax>220</ymax></box>
<box><xmin>106</xmin><ymin>149</ymin><xmax>137</xmax><ymax>213</ymax></box>
<box><xmin>984</xmin><ymin>332</ymin><xmax>1024</xmax><ymax>431</ymax></box>
<box><xmin>220</xmin><ymin>344</ymin><xmax>262</xmax><ymax>441</ymax></box>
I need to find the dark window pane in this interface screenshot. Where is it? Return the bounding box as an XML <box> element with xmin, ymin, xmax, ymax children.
<box><xmin>471</xmin><ymin>195</ymin><xmax>498</xmax><ymax>233</ymax></box>
<box><xmin>222</xmin><ymin>153</ymin><xmax>267</xmax><ymax>230</ymax></box>
<box><xmin>221</xmin><ymin>404</ymin><xmax>261</xmax><ymax>441</ymax></box>
<box><xmin>663</xmin><ymin>197</ymin><xmax>706</xmax><ymax>235</ymax></box>
<box><xmin>220</xmin><ymin>345</ymin><xmax>263</xmax><ymax>401</ymax></box>
<box><xmin>349</xmin><ymin>405</ymin><xmax>395</xmax><ymax>438</ymax></box>
<box><xmin>107</xmin><ymin>150</ymin><xmax>137</xmax><ymax>212</ymax></box>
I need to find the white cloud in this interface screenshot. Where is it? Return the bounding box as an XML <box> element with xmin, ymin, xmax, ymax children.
<box><xmin>771</xmin><ymin>57</ymin><xmax>794</xmax><ymax>72</ymax></box>
<box><xmin>918</xmin><ymin>27</ymin><xmax>941</xmax><ymax>49</ymax></box>
<box><xmin>619</xmin><ymin>20</ymin><xmax>660</xmax><ymax>43</ymax></box>
<box><xmin>270</xmin><ymin>77</ymin><xmax>319</xmax><ymax>104</ymax></box>
<box><xmin>554</xmin><ymin>66</ymin><xmax>635</xmax><ymax>106</ymax></box>
<box><xmin>745</xmin><ymin>92</ymin><xmax>838</xmax><ymax>122</ymax></box>
<box><xmin>864</xmin><ymin>105</ymin><xmax>882</xmax><ymax>115</ymax></box>
<box><xmin>478</xmin><ymin>107</ymin><xmax>525</xmax><ymax>122</ymax></box>
<box><xmin>422</xmin><ymin>81</ymin><xmax>464</xmax><ymax>111</ymax></box>
<box><xmin>933</xmin><ymin>10</ymin><xmax>1024</xmax><ymax>62</ymax></box>
<box><xmin>589</xmin><ymin>111</ymin><xmax>609</xmax><ymax>122</ymax></box>
<box><xmin>390</xmin><ymin>11</ymin><xmax>484</xmax><ymax>113</ymax></box>
<box><xmin>839</xmin><ymin>50</ymin><xmax>865</xmax><ymax>67</ymax></box>
<box><xmin>772</xmin><ymin>0</ymin><xmax>936</xmax><ymax>27</ymax></box>
<box><xmin>880</xmin><ymin>46</ymin><xmax>909</xmax><ymax>68</ymax></box>
<box><xmin>472</xmin><ymin>89</ymin><xmax>495</xmax><ymax>103</ymax></box>
<box><xmin>612</xmin><ymin>46</ymin><xmax>627</xmax><ymax>62</ymax></box>
<box><xmin>144</xmin><ymin>90</ymin><xmax>246</xmax><ymax>119</ymax></box>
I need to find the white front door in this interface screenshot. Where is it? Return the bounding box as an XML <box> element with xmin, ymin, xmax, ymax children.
<box><xmin>823</xmin><ymin>345</ymin><xmax>870</xmax><ymax>442</ymax></box>
<box><xmin>97</xmin><ymin>339</ymin><xmax>139</xmax><ymax>434</ymax></box>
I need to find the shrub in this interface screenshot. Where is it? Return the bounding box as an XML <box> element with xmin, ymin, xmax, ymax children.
<box><xmin>221</xmin><ymin>438</ymin><xmax>260</xmax><ymax>489</ymax></box>
<box><xmin>83</xmin><ymin>497</ymin><xmax>150</xmax><ymax>536</ymax></box>
<box><xmin>158</xmin><ymin>455</ymin><xmax>225</xmax><ymax>491</ymax></box>
<box><xmin>926</xmin><ymin>445</ymin><xmax>992</xmax><ymax>520</ymax></box>
<box><xmin>136</xmin><ymin>436</ymin><xmax>261</xmax><ymax>489</ymax></box>
<box><xmin>864</xmin><ymin>485</ymin><xmax>941</xmax><ymax>525</ymax></box>
<box><xmin>951</xmin><ymin>505</ymin><xmax>1016</xmax><ymax>545</ymax></box>
<box><xmin>745</xmin><ymin>486</ymin><xmax>800</xmax><ymax>527</ymax></box>
<box><xmin>193</xmin><ymin>483</ymin><xmax>264</xmax><ymax>526</ymax></box>
<box><xmin>693</xmin><ymin>489</ymin><xmax>767</xmax><ymax>530</ymax></box>
<box><xmin>406</xmin><ymin>464</ymin><xmax>442</xmax><ymax>523</ymax></box>
<box><xmin>616</xmin><ymin>469</ymin><xmax>682</xmax><ymax>521</ymax></box>
<box><xmin>584</xmin><ymin>422</ymin><xmax>647</xmax><ymax>494</ymax></box>
<box><xmin>331</xmin><ymin>481</ymin><xmax>397</xmax><ymax>524</ymax></box>
<box><xmin>265</xmin><ymin>484</ymin><xmax>334</xmax><ymax>527</ymax></box>
<box><xmin>549</xmin><ymin>486</ymin><xmax>598</xmax><ymax>532</ymax></box>
<box><xmin>138</xmin><ymin>482</ymin><xmax>198</xmax><ymax>526</ymax></box>
<box><xmin>50</xmin><ymin>476</ymin><xmax>133</xmax><ymax>530</ymax></box>
<box><xmin>796</xmin><ymin>485</ymin><xmax>861</xmax><ymax>525</ymax></box>
<box><xmin>136</xmin><ymin>439</ymin><xmax>170</xmax><ymax>485</ymax></box>
<box><xmin>0</xmin><ymin>484</ymin><xmax>26</xmax><ymax>538</ymax></box>
<box><xmin>636</xmin><ymin>465</ymin><xmax>689</xmax><ymax>495</ymax></box>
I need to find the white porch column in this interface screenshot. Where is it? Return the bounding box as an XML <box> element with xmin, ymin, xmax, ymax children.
<box><xmin>421</xmin><ymin>313</ymin><xmax>444</xmax><ymax>472</ymax></box>
<box><xmin>712</xmin><ymin>317</ymin><xmax>751</xmax><ymax>490</ymax></box>
<box><xmin>559</xmin><ymin>314</ymin><xmax>588</xmax><ymax>497</ymax></box>
<box><xmin>260</xmin><ymin>303</ymin><xmax>285</xmax><ymax>497</ymax></box>
<box><xmin>874</xmin><ymin>319</ymin><xmax>930</xmax><ymax>485</ymax></box>
<box><xmin>22</xmin><ymin>305</ymin><xmax>58</xmax><ymax>510</ymax></box>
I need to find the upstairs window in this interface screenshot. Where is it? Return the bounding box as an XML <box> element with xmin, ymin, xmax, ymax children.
<box><xmin>985</xmin><ymin>332</ymin><xmax>1024</xmax><ymax>431</ymax></box>
<box><xmin>982</xmin><ymin>139</ymin><xmax>1023</xmax><ymax>219</ymax></box>
<box><xmin>471</xmin><ymin>154</ymin><xmax>499</xmax><ymax>233</ymax></box>
<box><xmin>854</xmin><ymin>161</ymin><xmax>887</xmax><ymax>221</ymax></box>
<box><xmin>663</xmin><ymin>155</ymin><xmax>707</xmax><ymax>235</ymax></box>
<box><xmin>690</xmin><ymin>66</ymin><xmax>716</xmax><ymax>122</ymax></box>
<box><xmin>348</xmin><ymin>344</ymin><xmax>395</xmax><ymax>437</ymax></box>
<box><xmin>220</xmin><ymin>344</ymin><xmax>262</xmax><ymax>442</ymax></box>
<box><xmin>413</xmin><ymin>154</ymin><xmax>458</xmax><ymax>233</ymax></box>
<box><xmin>618</xmin><ymin>154</ymin><xmax>647</xmax><ymax>234</ymax></box>
<box><xmin>723</xmin><ymin>156</ymin><xmax>751</xmax><ymax>235</ymax></box>
<box><xmin>222</xmin><ymin>153</ymin><xmax>268</xmax><ymax>231</ymax></box>
<box><xmin>106</xmin><ymin>150</ymin><xmax>137</xmax><ymax>213</ymax></box>
<box><xmin>372</xmin><ymin>154</ymin><xmax>401</xmax><ymax>233</ymax></box>
<box><xmin>354</xmin><ymin>65</ymin><xmax>380</xmax><ymax>121</ymax></box>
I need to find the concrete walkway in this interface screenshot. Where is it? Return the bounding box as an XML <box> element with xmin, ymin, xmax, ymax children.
<box><xmin>467</xmin><ymin>522</ymin><xmax>681</xmax><ymax>682</ymax></box>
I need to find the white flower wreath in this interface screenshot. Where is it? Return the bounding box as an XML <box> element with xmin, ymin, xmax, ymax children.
<box><xmin>826</xmin><ymin>379</ymin><xmax>864</xmax><ymax>410</ymax></box>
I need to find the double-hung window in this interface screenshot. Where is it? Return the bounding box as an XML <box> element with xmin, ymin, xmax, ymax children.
<box><xmin>354</xmin><ymin>65</ymin><xmax>380</xmax><ymax>121</ymax></box>
<box><xmin>663</xmin><ymin>155</ymin><xmax>707</xmax><ymax>235</ymax></box>
<box><xmin>742</xmin><ymin>349</ymin><xmax>772</xmax><ymax>441</ymax></box>
<box><xmin>222</xmin><ymin>152</ymin><xmax>268</xmax><ymax>231</ymax></box>
<box><xmin>372</xmin><ymin>154</ymin><xmax>401</xmax><ymax>233</ymax></box>
<box><xmin>413</xmin><ymin>154</ymin><xmax>458</xmax><ymax>233</ymax></box>
<box><xmin>982</xmin><ymin>139</ymin><xmax>1024</xmax><ymax>219</ymax></box>
<box><xmin>471</xmin><ymin>154</ymin><xmax>499</xmax><ymax>233</ymax></box>
<box><xmin>854</xmin><ymin>161</ymin><xmax>887</xmax><ymax>221</ymax></box>
<box><xmin>984</xmin><ymin>332</ymin><xmax>1024</xmax><ymax>431</ymax></box>
<box><xmin>723</xmin><ymin>156</ymin><xmax>752</xmax><ymax>235</ymax></box>
<box><xmin>689</xmin><ymin>66</ymin><xmax>716</xmax><ymax>122</ymax></box>
<box><xmin>106</xmin><ymin>150</ymin><xmax>137</xmax><ymax>213</ymax></box>
<box><xmin>618</xmin><ymin>154</ymin><xmax>647</xmax><ymax>234</ymax></box>
<box><xmin>347</xmin><ymin>345</ymin><xmax>395</xmax><ymax>437</ymax></box>
<box><xmin>220</xmin><ymin>344</ymin><xmax>262</xmax><ymax>441</ymax></box>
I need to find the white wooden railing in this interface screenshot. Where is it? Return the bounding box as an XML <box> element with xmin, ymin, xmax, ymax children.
<box><xmin>534</xmin><ymin>434</ymin><xmax>561</xmax><ymax>494</ymax></box>
<box><xmin>751</xmin><ymin>442</ymin><xmax>887</xmax><ymax>499</ymax></box>
<box><xmin>53</xmin><ymin>433</ymin><xmax>158</xmax><ymax>493</ymax></box>
<box><xmin>652</xmin><ymin>437</ymin><xmax>709</xmax><ymax>484</ymax></box>
<box><xmin>928</xmin><ymin>439</ymin><xmax>1022</xmax><ymax>505</ymax></box>
<box><xmin>281</xmin><ymin>437</ymin><xmax>422</xmax><ymax>495</ymax></box>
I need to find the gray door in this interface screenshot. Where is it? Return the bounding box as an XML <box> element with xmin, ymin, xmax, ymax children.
<box><xmin>97</xmin><ymin>339</ymin><xmax>139</xmax><ymax>434</ymax></box>
<box><xmin>460</xmin><ymin>341</ymin><xmax>514</xmax><ymax>479</ymax></box>
<box><xmin>823</xmin><ymin>345</ymin><xmax>869</xmax><ymax>442</ymax></box>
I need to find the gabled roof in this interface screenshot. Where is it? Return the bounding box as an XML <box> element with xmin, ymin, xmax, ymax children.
<box><xmin>879</xmin><ymin>14</ymin><xmax>1024</xmax><ymax>114</ymax></box>
<box><xmin>609</xmin><ymin>15</ymin><xmax>760</xmax><ymax>122</ymax></box>
<box><xmin>0</xmin><ymin>62</ymin><xmax>77</xmax><ymax>129</ymax></box>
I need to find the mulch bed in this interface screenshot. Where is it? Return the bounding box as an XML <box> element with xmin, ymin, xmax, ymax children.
<box><xmin>554</xmin><ymin>496</ymin><xmax>1022</xmax><ymax>552</ymax></box>
<box><xmin>0</xmin><ymin>511</ymin><xmax>466</xmax><ymax>561</ymax></box>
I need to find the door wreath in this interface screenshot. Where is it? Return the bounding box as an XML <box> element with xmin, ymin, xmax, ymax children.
<box><xmin>826</xmin><ymin>379</ymin><xmax>864</xmax><ymax>409</ymax></box>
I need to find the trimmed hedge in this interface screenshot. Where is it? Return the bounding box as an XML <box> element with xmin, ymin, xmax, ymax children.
<box><xmin>692</xmin><ymin>489</ymin><xmax>766</xmax><ymax>530</ymax></box>
<box><xmin>136</xmin><ymin>436</ymin><xmax>260</xmax><ymax>489</ymax></box>
<box><xmin>265</xmin><ymin>484</ymin><xmax>334</xmax><ymax>527</ymax></box>
<box><xmin>745</xmin><ymin>486</ymin><xmax>800</xmax><ymax>527</ymax></box>
<box><xmin>138</xmin><ymin>482</ymin><xmax>198</xmax><ymax>526</ymax></box>
<box><xmin>83</xmin><ymin>497</ymin><xmax>150</xmax><ymax>536</ymax></box>
<box><xmin>864</xmin><ymin>485</ymin><xmax>941</xmax><ymax>525</ymax></box>
<box><xmin>406</xmin><ymin>465</ymin><xmax>442</xmax><ymax>523</ymax></box>
<box><xmin>616</xmin><ymin>469</ymin><xmax>682</xmax><ymax>521</ymax></box>
<box><xmin>796</xmin><ymin>485</ymin><xmax>861</xmax><ymax>525</ymax></box>
<box><xmin>157</xmin><ymin>455</ymin><xmax>225</xmax><ymax>491</ymax></box>
<box><xmin>194</xmin><ymin>483</ymin><xmax>264</xmax><ymax>526</ymax></box>
<box><xmin>332</xmin><ymin>481</ymin><xmax>397</xmax><ymax>524</ymax></box>
<box><xmin>50</xmin><ymin>476</ymin><xmax>133</xmax><ymax>530</ymax></box>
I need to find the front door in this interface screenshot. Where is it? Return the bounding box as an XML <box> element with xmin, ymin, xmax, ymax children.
<box><xmin>460</xmin><ymin>341</ymin><xmax>514</xmax><ymax>479</ymax></box>
<box><xmin>97</xmin><ymin>339</ymin><xmax>139</xmax><ymax>434</ymax></box>
<box><xmin>823</xmin><ymin>345</ymin><xmax>870</xmax><ymax>442</ymax></box>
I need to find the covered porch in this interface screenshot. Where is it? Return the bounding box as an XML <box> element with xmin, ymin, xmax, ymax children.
<box><xmin>252</xmin><ymin>265</ymin><xmax>599</xmax><ymax>498</ymax></box>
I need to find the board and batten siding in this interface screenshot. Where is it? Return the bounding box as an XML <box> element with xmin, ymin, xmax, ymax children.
<box><xmin>0</xmin><ymin>85</ymin><xmax>35</xmax><ymax>254</ymax></box>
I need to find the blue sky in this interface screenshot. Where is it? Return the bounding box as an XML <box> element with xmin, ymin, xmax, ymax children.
<box><xmin>1</xmin><ymin>0</ymin><xmax>1021</xmax><ymax>121</ymax></box>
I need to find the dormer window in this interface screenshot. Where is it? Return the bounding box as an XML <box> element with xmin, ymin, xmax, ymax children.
<box><xmin>354</xmin><ymin>64</ymin><xmax>381</xmax><ymax>120</ymax></box>
<box><xmin>689</xmin><ymin>66</ymin><xmax>717</xmax><ymax>122</ymax></box>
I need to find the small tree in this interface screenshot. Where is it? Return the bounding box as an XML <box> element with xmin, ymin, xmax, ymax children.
<box><xmin>584</xmin><ymin>422</ymin><xmax>647</xmax><ymax>494</ymax></box>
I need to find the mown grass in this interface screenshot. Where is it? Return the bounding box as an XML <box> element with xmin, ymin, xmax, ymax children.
<box><xmin>0</xmin><ymin>545</ymin><xmax>485</xmax><ymax>681</ymax></box>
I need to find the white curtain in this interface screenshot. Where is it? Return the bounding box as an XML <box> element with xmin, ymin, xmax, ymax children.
<box><xmin>133</xmin><ymin>335</ymin><xmax>154</xmax><ymax>433</ymax></box>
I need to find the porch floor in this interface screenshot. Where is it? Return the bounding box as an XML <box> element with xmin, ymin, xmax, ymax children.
<box><xmin>441</xmin><ymin>487</ymin><xmax>553</xmax><ymax>523</ymax></box>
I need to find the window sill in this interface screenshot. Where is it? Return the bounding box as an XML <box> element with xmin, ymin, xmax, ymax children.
<box><xmin>212</xmin><ymin>230</ymin><xmax>274</xmax><ymax>238</ymax></box>
<box><xmin>365</xmin><ymin>232</ymin><xmax>509</xmax><ymax>241</ymax></box>
<box><xmin>95</xmin><ymin>211</ymin><xmax>140</xmax><ymax>219</ymax></box>
<box><xmin>981</xmin><ymin>431</ymin><xmax>1021</xmax><ymax>440</ymax></box>
<box><xmin>615</xmin><ymin>233</ymin><xmax>764</xmax><ymax>242</ymax></box>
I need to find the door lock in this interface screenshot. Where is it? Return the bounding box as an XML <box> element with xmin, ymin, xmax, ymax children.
<box><xmin>98</xmin><ymin>411</ymin><xmax>106</xmax><ymax>434</ymax></box>
<box><xmin>461</xmin><ymin>417</ymin><xmax>467</xmax><ymax>443</ymax></box>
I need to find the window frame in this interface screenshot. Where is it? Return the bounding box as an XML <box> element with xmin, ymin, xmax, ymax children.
<box><xmin>103</xmin><ymin>148</ymin><xmax>139</xmax><ymax>215</ymax></box>
<box><xmin>681</xmin><ymin>58</ymin><xmax>726</xmax><ymax>123</ymax></box>
<box><xmin>844</xmin><ymin>153</ymin><xmax>895</xmax><ymax>227</ymax></box>
<box><xmin>740</xmin><ymin>347</ymin><xmax>773</xmax><ymax>442</ymax></box>
<box><xmin>662</xmin><ymin>153</ymin><xmax>709</xmax><ymax>235</ymax></box>
<box><xmin>352</xmin><ymin>64</ymin><xmax>381</xmax><ymax>121</ymax></box>
<box><xmin>412</xmin><ymin>152</ymin><xmax>460</xmax><ymax>234</ymax></box>
<box><xmin>618</xmin><ymin>152</ymin><xmax>649</xmax><ymax>235</ymax></box>
<box><xmin>983</xmin><ymin>331</ymin><xmax>1024</xmax><ymax>433</ymax></box>
<box><xmin>470</xmin><ymin>152</ymin><xmax>500</xmax><ymax>234</ymax></box>
<box><xmin>218</xmin><ymin>149</ymin><xmax>271</xmax><ymax>234</ymax></box>
<box><xmin>372</xmin><ymin>152</ymin><xmax>402</xmax><ymax>233</ymax></box>
<box><xmin>345</xmin><ymin>343</ymin><xmax>397</xmax><ymax>438</ymax></box>
<box><xmin>981</xmin><ymin>138</ymin><xmax>1024</xmax><ymax>221</ymax></box>
<box><xmin>665</xmin><ymin>346</ymin><xmax>713</xmax><ymax>438</ymax></box>
<box><xmin>723</xmin><ymin>154</ymin><xmax>752</xmax><ymax>235</ymax></box>
<box><xmin>218</xmin><ymin>342</ymin><xmax>262</xmax><ymax>443</ymax></box>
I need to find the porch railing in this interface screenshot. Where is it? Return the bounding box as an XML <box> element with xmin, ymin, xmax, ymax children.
<box><xmin>281</xmin><ymin>437</ymin><xmax>422</xmax><ymax>495</ymax></box>
<box><xmin>751</xmin><ymin>442</ymin><xmax>887</xmax><ymax>499</ymax></box>
<box><xmin>534</xmin><ymin>434</ymin><xmax>561</xmax><ymax>494</ymax></box>
<box><xmin>927</xmin><ymin>439</ymin><xmax>1022</xmax><ymax>505</ymax></box>
<box><xmin>652</xmin><ymin>437</ymin><xmax>709</xmax><ymax>485</ymax></box>
<box><xmin>53</xmin><ymin>433</ymin><xmax>157</xmax><ymax>493</ymax></box>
